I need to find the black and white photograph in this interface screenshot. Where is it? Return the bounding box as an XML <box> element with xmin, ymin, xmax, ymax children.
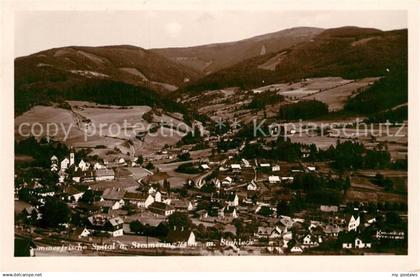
<box><xmin>1</xmin><ymin>0</ymin><xmax>420</xmax><ymax>273</ymax></box>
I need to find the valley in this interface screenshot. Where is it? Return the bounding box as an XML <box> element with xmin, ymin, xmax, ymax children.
<box><xmin>14</xmin><ymin>25</ymin><xmax>408</xmax><ymax>257</ymax></box>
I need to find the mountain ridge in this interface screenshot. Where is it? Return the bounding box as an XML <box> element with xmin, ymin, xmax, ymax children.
<box><xmin>15</xmin><ymin>26</ymin><xmax>407</xmax><ymax>118</ymax></box>
<box><xmin>151</xmin><ymin>26</ymin><xmax>324</xmax><ymax>74</ymax></box>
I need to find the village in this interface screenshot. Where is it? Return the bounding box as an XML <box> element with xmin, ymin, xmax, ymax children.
<box><xmin>14</xmin><ymin>116</ymin><xmax>408</xmax><ymax>256</ymax></box>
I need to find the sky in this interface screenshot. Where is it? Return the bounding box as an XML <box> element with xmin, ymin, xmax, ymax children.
<box><xmin>14</xmin><ymin>10</ymin><xmax>407</xmax><ymax>57</ymax></box>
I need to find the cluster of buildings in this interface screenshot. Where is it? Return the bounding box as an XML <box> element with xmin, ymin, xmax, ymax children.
<box><xmin>51</xmin><ymin>153</ymin><xmax>116</xmax><ymax>183</ymax></box>
<box><xmin>14</xmin><ymin>142</ymin><xmax>406</xmax><ymax>256</ymax></box>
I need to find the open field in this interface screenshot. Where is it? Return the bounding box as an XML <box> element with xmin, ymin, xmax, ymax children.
<box><xmin>154</xmin><ymin>160</ymin><xmax>202</xmax><ymax>188</ymax></box>
<box><xmin>185</xmin><ymin>77</ymin><xmax>379</xmax><ymax>126</ymax></box>
<box><xmin>15</xmin><ymin>101</ymin><xmax>189</xmax><ymax>160</ymax></box>
<box><xmin>302</xmin><ymin>77</ymin><xmax>380</xmax><ymax>111</ymax></box>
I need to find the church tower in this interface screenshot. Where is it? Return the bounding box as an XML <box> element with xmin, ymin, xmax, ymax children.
<box><xmin>70</xmin><ymin>152</ymin><xmax>75</xmax><ymax>166</ymax></box>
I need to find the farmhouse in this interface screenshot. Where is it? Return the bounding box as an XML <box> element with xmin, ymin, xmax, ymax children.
<box><xmin>219</xmin><ymin>206</ymin><xmax>238</xmax><ymax>219</ymax></box>
<box><xmin>303</xmin><ymin>234</ymin><xmax>321</xmax><ymax>247</ymax></box>
<box><xmin>73</xmin><ymin>227</ymin><xmax>91</xmax><ymax>239</ymax></box>
<box><xmin>348</xmin><ymin>215</ymin><xmax>360</xmax><ymax>231</ymax></box>
<box><xmin>72</xmin><ymin>169</ymin><xmax>83</xmax><ymax>183</ymax></box>
<box><xmin>141</xmin><ymin>194</ymin><xmax>156</xmax><ymax>208</ymax></box>
<box><xmin>95</xmin><ymin>169</ymin><xmax>115</xmax><ymax>181</ymax></box>
<box><xmin>118</xmin><ymin>158</ymin><xmax>126</xmax><ymax>165</ymax></box>
<box><xmin>101</xmin><ymin>187</ymin><xmax>125</xmax><ymax>202</ymax></box>
<box><xmin>307</xmin><ymin>166</ymin><xmax>316</xmax><ymax>172</ymax></box>
<box><xmin>171</xmin><ymin>199</ymin><xmax>194</xmax><ymax>212</ymax></box>
<box><xmin>51</xmin><ymin>163</ymin><xmax>58</xmax><ymax>172</ymax></box>
<box><xmin>320</xmin><ymin>205</ymin><xmax>339</xmax><ymax>213</ymax></box>
<box><xmin>231</xmin><ymin>164</ymin><xmax>241</xmax><ymax>172</ymax></box>
<box><xmin>87</xmin><ymin>214</ymin><xmax>107</xmax><ymax>229</ymax></box>
<box><xmin>82</xmin><ymin>170</ymin><xmax>95</xmax><ymax>182</ymax></box>
<box><xmin>124</xmin><ymin>192</ymin><xmax>154</xmax><ymax>208</ymax></box>
<box><xmin>354</xmin><ymin>237</ymin><xmax>372</xmax><ymax>249</ymax></box>
<box><xmin>222</xmin><ymin>177</ymin><xmax>233</xmax><ymax>186</ymax></box>
<box><xmin>106</xmin><ymin>217</ymin><xmax>124</xmax><ymax>237</ymax></box>
<box><xmin>51</xmin><ymin>155</ymin><xmax>58</xmax><ymax>164</ymax></box>
<box><xmin>78</xmin><ymin>159</ymin><xmax>89</xmax><ymax>171</ymax></box>
<box><xmin>93</xmin><ymin>162</ymin><xmax>105</xmax><ymax>170</ymax></box>
<box><xmin>62</xmin><ymin>186</ymin><xmax>85</xmax><ymax>202</ymax></box>
<box><xmin>281</xmin><ymin>177</ymin><xmax>294</xmax><ymax>182</ymax></box>
<box><xmin>96</xmin><ymin>200</ymin><xmax>123</xmax><ymax>212</ymax></box>
<box><xmin>148</xmin><ymin>202</ymin><xmax>175</xmax><ymax>216</ymax></box>
<box><xmin>279</xmin><ymin>216</ymin><xmax>294</xmax><ymax>229</ymax></box>
<box><xmin>342</xmin><ymin>235</ymin><xmax>372</xmax><ymax>249</ymax></box>
<box><xmin>255</xmin><ymin>226</ymin><xmax>282</xmax><ymax>239</ymax></box>
<box><xmin>272</xmin><ymin>165</ymin><xmax>280</xmax><ymax>172</ymax></box>
<box><xmin>268</xmin><ymin>175</ymin><xmax>281</xmax><ymax>184</ymax></box>
<box><xmin>61</xmin><ymin>158</ymin><xmax>70</xmax><ymax>170</ymax></box>
<box><xmin>290</xmin><ymin>245</ymin><xmax>304</xmax><ymax>254</ymax></box>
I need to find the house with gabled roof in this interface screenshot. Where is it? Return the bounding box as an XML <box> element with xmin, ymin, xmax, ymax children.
<box><xmin>73</xmin><ymin>227</ymin><xmax>91</xmax><ymax>239</ymax></box>
<box><xmin>95</xmin><ymin>168</ymin><xmax>115</xmax><ymax>181</ymax></box>
<box><xmin>290</xmin><ymin>245</ymin><xmax>304</xmax><ymax>254</ymax></box>
<box><xmin>51</xmin><ymin>155</ymin><xmax>58</xmax><ymax>164</ymax></box>
<box><xmin>88</xmin><ymin>214</ymin><xmax>124</xmax><ymax>237</ymax></box>
<box><xmin>348</xmin><ymin>214</ymin><xmax>360</xmax><ymax>231</ymax></box>
<box><xmin>106</xmin><ymin>217</ymin><xmax>124</xmax><ymax>237</ymax></box>
<box><xmin>61</xmin><ymin>158</ymin><xmax>70</xmax><ymax>170</ymax></box>
<box><xmin>95</xmin><ymin>200</ymin><xmax>123</xmax><ymax>212</ymax></box>
<box><xmin>222</xmin><ymin>176</ymin><xmax>233</xmax><ymax>186</ymax></box>
<box><xmin>320</xmin><ymin>205</ymin><xmax>339</xmax><ymax>213</ymax></box>
<box><xmin>93</xmin><ymin>162</ymin><xmax>105</xmax><ymax>170</ymax></box>
<box><xmin>152</xmin><ymin>191</ymin><xmax>162</xmax><ymax>202</ymax></box>
<box><xmin>272</xmin><ymin>165</ymin><xmax>280</xmax><ymax>172</ymax></box>
<box><xmin>279</xmin><ymin>216</ymin><xmax>294</xmax><ymax>229</ymax></box>
<box><xmin>255</xmin><ymin>226</ymin><xmax>283</xmax><ymax>239</ymax></box>
<box><xmin>303</xmin><ymin>233</ymin><xmax>321</xmax><ymax>247</ymax></box>
<box><xmin>260</xmin><ymin>163</ymin><xmax>271</xmax><ymax>168</ymax></box>
<box><xmin>354</xmin><ymin>237</ymin><xmax>372</xmax><ymax>249</ymax></box>
<box><xmin>230</xmin><ymin>164</ymin><xmax>241</xmax><ymax>172</ymax></box>
<box><xmin>124</xmin><ymin>192</ymin><xmax>154</xmax><ymax>208</ymax></box>
<box><xmin>51</xmin><ymin>163</ymin><xmax>58</xmax><ymax>172</ymax></box>
<box><xmin>219</xmin><ymin>206</ymin><xmax>238</xmax><ymax>219</ymax></box>
<box><xmin>148</xmin><ymin>202</ymin><xmax>175</xmax><ymax>216</ymax></box>
<box><xmin>171</xmin><ymin>199</ymin><xmax>194</xmax><ymax>212</ymax></box>
<box><xmin>268</xmin><ymin>175</ymin><xmax>281</xmax><ymax>184</ymax></box>
<box><xmin>101</xmin><ymin>187</ymin><xmax>125</xmax><ymax>202</ymax></box>
<box><xmin>78</xmin><ymin>159</ymin><xmax>89</xmax><ymax>171</ymax></box>
<box><xmin>62</xmin><ymin>186</ymin><xmax>85</xmax><ymax>203</ymax></box>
